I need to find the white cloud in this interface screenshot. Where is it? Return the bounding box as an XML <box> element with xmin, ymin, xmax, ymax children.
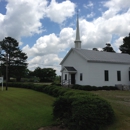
<box><xmin>84</xmin><ymin>1</ymin><xmax>94</xmax><ymax>9</ymax></box>
<box><xmin>29</xmin><ymin>54</ymin><xmax>61</xmax><ymax>66</ymax></box>
<box><xmin>59</xmin><ymin>27</ymin><xmax>75</xmax><ymax>48</ymax></box>
<box><xmin>102</xmin><ymin>8</ymin><xmax>119</xmax><ymax>19</ymax></box>
<box><xmin>0</xmin><ymin>13</ymin><xmax>4</xmax><ymax>22</ymax></box>
<box><xmin>113</xmin><ymin>37</ymin><xmax>124</xmax><ymax>52</ymax></box>
<box><xmin>0</xmin><ymin>13</ymin><xmax>5</xmax><ymax>39</ymax></box>
<box><xmin>79</xmin><ymin>4</ymin><xmax>130</xmax><ymax>49</ymax></box>
<box><xmin>45</xmin><ymin>0</ymin><xmax>75</xmax><ymax>24</ymax></box>
<box><xmin>101</xmin><ymin>11</ymin><xmax>130</xmax><ymax>36</ymax></box>
<box><xmin>23</xmin><ymin>33</ymin><xmax>63</xmax><ymax>58</ymax></box>
<box><xmin>22</xmin><ymin>27</ymin><xmax>75</xmax><ymax>57</ymax></box>
<box><xmin>0</xmin><ymin>0</ymin><xmax>75</xmax><ymax>41</ymax></box>
<box><xmin>0</xmin><ymin>0</ymin><xmax>47</xmax><ymax>41</ymax></box>
<box><xmin>79</xmin><ymin>19</ymin><xmax>112</xmax><ymax>49</ymax></box>
<box><xmin>103</xmin><ymin>0</ymin><xmax>130</xmax><ymax>19</ymax></box>
<box><xmin>104</xmin><ymin>0</ymin><xmax>130</xmax><ymax>9</ymax></box>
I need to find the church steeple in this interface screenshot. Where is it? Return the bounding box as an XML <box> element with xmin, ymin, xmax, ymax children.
<box><xmin>74</xmin><ymin>10</ymin><xmax>81</xmax><ymax>49</ymax></box>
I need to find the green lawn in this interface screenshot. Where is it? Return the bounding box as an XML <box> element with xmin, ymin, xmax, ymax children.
<box><xmin>0</xmin><ymin>87</ymin><xmax>55</xmax><ymax>130</ymax></box>
<box><xmin>91</xmin><ymin>90</ymin><xmax>130</xmax><ymax>130</ymax></box>
<box><xmin>1</xmin><ymin>87</ymin><xmax>130</xmax><ymax>130</ymax></box>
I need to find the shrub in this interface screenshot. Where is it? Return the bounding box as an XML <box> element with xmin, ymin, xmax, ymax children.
<box><xmin>71</xmin><ymin>95</ymin><xmax>114</xmax><ymax>130</ymax></box>
<box><xmin>53</xmin><ymin>92</ymin><xmax>115</xmax><ymax>130</ymax></box>
<box><xmin>53</xmin><ymin>96</ymin><xmax>73</xmax><ymax>120</ymax></box>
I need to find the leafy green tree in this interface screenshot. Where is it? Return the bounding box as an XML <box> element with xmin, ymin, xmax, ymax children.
<box><xmin>33</xmin><ymin>67</ymin><xmax>43</xmax><ymax>81</ymax></box>
<box><xmin>0</xmin><ymin>37</ymin><xmax>28</xmax><ymax>81</ymax></box>
<box><xmin>33</xmin><ymin>67</ymin><xmax>56</xmax><ymax>82</ymax></box>
<box><xmin>42</xmin><ymin>68</ymin><xmax>56</xmax><ymax>82</ymax></box>
<box><xmin>103</xmin><ymin>43</ymin><xmax>115</xmax><ymax>52</ymax></box>
<box><xmin>120</xmin><ymin>33</ymin><xmax>130</xmax><ymax>54</ymax></box>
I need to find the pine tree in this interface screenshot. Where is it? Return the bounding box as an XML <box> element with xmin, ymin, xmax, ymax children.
<box><xmin>0</xmin><ymin>37</ymin><xmax>28</xmax><ymax>82</ymax></box>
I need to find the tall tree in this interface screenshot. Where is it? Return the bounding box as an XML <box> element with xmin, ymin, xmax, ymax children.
<box><xmin>0</xmin><ymin>37</ymin><xmax>28</xmax><ymax>82</ymax></box>
<box><xmin>120</xmin><ymin>33</ymin><xmax>130</xmax><ymax>54</ymax></box>
<box><xmin>103</xmin><ymin>43</ymin><xmax>115</xmax><ymax>52</ymax></box>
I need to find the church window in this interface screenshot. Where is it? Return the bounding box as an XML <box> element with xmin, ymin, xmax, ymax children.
<box><xmin>80</xmin><ymin>73</ymin><xmax>83</xmax><ymax>81</ymax></box>
<box><xmin>104</xmin><ymin>70</ymin><xmax>109</xmax><ymax>81</ymax></box>
<box><xmin>117</xmin><ymin>71</ymin><xmax>121</xmax><ymax>81</ymax></box>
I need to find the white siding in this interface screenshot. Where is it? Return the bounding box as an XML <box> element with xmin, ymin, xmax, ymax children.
<box><xmin>87</xmin><ymin>62</ymin><xmax>130</xmax><ymax>86</ymax></box>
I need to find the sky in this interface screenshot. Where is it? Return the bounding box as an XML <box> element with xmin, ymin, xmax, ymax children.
<box><xmin>0</xmin><ymin>0</ymin><xmax>130</xmax><ymax>75</ymax></box>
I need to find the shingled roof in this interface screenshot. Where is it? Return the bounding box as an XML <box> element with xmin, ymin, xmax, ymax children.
<box><xmin>74</xmin><ymin>48</ymin><xmax>130</xmax><ymax>64</ymax></box>
<box><xmin>60</xmin><ymin>48</ymin><xmax>130</xmax><ymax>64</ymax></box>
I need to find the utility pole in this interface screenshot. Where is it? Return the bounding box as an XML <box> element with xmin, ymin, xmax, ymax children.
<box><xmin>6</xmin><ymin>53</ymin><xmax>8</xmax><ymax>90</ymax></box>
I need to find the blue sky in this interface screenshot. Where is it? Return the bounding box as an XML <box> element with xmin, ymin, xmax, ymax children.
<box><xmin>0</xmin><ymin>0</ymin><xmax>130</xmax><ymax>75</ymax></box>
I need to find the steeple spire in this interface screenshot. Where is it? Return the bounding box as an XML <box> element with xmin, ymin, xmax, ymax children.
<box><xmin>74</xmin><ymin>10</ymin><xmax>81</xmax><ymax>49</ymax></box>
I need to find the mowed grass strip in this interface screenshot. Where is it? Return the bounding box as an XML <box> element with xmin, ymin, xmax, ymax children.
<box><xmin>91</xmin><ymin>90</ymin><xmax>130</xmax><ymax>130</ymax></box>
<box><xmin>0</xmin><ymin>87</ymin><xmax>55</xmax><ymax>130</ymax></box>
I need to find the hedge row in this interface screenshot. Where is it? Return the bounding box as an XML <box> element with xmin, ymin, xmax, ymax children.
<box><xmin>4</xmin><ymin>82</ymin><xmax>115</xmax><ymax>130</ymax></box>
<box><xmin>72</xmin><ymin>84</ymin><xmax>118</xmax><ymax>91</ymax></box>
<box><xmin>4</xmin><ymin>82</ymin><xmax>69</xmax><ymax>97</ymax></box>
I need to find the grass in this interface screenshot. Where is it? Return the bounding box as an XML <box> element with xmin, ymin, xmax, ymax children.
<box><xmin>91</xmin><ymin>90</ymin><xmax>130</xmax><ymax>130</ymax></box>
<box><xmin>1</xmin><ymin>87</ymin><xmax>130</xmax><ymax>130</ymax></box>
<box><xmin>0</xmin><ymin>87</ymin><xmax>55</xmax><ymax>130</ymax></box>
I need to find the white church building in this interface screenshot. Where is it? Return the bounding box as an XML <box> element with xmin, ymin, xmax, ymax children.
<box><xmin>60</xmin><ymin>14</ymin><xmax>130</xmax><ymax>87</ymax></box>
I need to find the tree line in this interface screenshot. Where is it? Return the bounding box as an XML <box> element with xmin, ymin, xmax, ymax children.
<box><xmin>28</xmin><ymin>67</ymin><xmax>56</xmax><ymax>82</ymax></box>
<box><xmin>93</xmin><ymin>33</ymin><xmax>130</xmax><ymax>54</ymax></box>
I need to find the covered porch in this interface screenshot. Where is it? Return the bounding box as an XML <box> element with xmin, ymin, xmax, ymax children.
<box><xmin>61</xmin><ymin>66</ymin><xmax>77</xmax><ymax>86</ymax></box>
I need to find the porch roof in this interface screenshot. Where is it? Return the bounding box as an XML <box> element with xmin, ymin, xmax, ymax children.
<box><xmin>65</xmin><ymin>66</ymin><xmax>77</xmax><ymax>71</ymax></box>
<box><xmin>61</xmin><ymin>66</ymin><xmax>77</xmax><ymax>73</ymax></box>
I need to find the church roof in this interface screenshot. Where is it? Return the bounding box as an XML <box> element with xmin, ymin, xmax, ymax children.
<box><xmin>60</xmin><ymin>48</ymin><xmax>130</xmax><ymax>64</ymax></box>
<box><xmin>74</xmin><ymin>48</ymin><xmax>130</xmax><ymax>64</ymax></box>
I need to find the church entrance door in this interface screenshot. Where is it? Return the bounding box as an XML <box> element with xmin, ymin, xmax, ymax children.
<box><xmin>71</xmin><ymin>74</ymin><xmax>75</xmax><ymax>84</ymax></box>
